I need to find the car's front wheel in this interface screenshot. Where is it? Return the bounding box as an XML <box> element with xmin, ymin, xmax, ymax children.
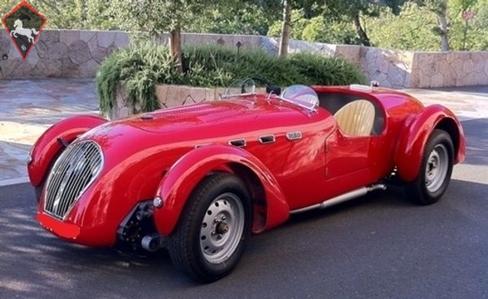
<box><xmin>404</xmin><ymin>129</ymin><xmax>454</xmax><ymax>205</ymax></box>
<box><xmin>167</xmin><ymin>173</ymin><xmax>252</xmax><ymax>283</ymax></box>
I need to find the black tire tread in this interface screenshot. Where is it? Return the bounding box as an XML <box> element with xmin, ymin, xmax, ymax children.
<box><xmin>405</xmin><ymin>129</ymin><xmax>454</xmax><ymax>205</ymax></box>
<box><xmin>167</xmin><ymin>172</ymin><xmax>251</xmax><ymax>283</ymax></box>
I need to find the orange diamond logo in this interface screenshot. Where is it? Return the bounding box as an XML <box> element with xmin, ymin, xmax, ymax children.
<box><xmin>1</xmin><ymin>1</ymin><xmax>47</xmax><ymax>60</ymax></box>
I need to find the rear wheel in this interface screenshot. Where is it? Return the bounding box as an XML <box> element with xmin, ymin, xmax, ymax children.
<box><xmin>404</xmin><ymin>129</ymin><xmax>454</xmax><ymax>205</ymax></box>
<box><xmin>167</xmin><ymin>173</ymin><xmax>252</xmax><ymax>283</ymax></box>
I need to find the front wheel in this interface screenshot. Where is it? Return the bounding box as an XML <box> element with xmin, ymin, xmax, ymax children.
<box><xmin>404</xmin><ymin>129</ymin><xmax>454</xmax><ymax>205</ymax></box>
<box><xmin>167</xmin><ymin>173</ymin><xmax>252</xmax><ymax>283</ymax></box>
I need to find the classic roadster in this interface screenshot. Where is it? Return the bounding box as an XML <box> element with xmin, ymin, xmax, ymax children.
<box><xmin>28</xmin><ymin>78</ymin><xmax>465</xmax><ymax>283</ymax></box>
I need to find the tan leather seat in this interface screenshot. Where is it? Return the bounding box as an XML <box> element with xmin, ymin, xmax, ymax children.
<box><xmin>333</xmin><ymin>100</ymin><xmax>375</xmax><ymax>136</ymax></box>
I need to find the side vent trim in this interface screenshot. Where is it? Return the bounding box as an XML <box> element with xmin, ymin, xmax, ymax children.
<box><xmin>259</xmin><ymin>135</ymin><xmax>276</xmax><ymax>144</ymax></box>
<box><xmin>229</xmin><ymin>139</ymin><xmax>246</xmax><ymax>147</ymax></box>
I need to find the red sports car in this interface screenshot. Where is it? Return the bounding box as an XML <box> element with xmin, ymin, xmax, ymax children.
<box><xmin>28</xmin><ymin>78</ymin><xmax>465</xmax><ymax>283</ymax></box>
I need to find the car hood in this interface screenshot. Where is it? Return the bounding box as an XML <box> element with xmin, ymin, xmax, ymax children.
<box><xmin>102</xmin><ymin>97</ymin><xmax>318</xmax><ymax>139</ymax></box>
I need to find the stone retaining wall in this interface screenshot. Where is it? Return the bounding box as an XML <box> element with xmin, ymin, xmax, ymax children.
<box><xmin>1</xmin><ymin>29</ymin><xmax>488</xmax><ymax>88</ymax></box>
<box><xmin>107</xmin><ymin>82</ymin><xmax>226</xmax><ymax>120</ymax></box>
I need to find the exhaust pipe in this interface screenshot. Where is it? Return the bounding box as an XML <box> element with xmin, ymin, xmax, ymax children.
<box><xmin>141</xmin><ymin>234</ymin><xmax>165</xmax><ymax>252</ymax></box>
<box><xmin>291</xmin><ymin>184</ymin><xmax>387</xmax><ymax>214</ymax></box>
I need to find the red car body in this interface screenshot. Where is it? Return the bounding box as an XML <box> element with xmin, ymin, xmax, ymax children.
<box><xmin>28</xmin><ymin>83</ymin><xmax>465</xmax><ymax>268</ymax></box>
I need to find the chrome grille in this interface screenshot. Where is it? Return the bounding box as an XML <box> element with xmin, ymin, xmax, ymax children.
<box><xmin>44</xmin><ymin>141</ymin><xmax>103</xmax><ymax>219</ymax></box>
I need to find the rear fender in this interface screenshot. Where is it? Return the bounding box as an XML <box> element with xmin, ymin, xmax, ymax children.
<box><xmin>394</xmin><ymin>104</ymin><xmax>465</xmax><ymax>182</ymax></box>
<box><xmin>153</xmin><ymin>145</ymin><xmax>289</xmax><ymax>236</ymax></box>
<box><xmin>28</xmin><ymin>115</ymin><xmax>107</xmax><ymax>186</ymax></box>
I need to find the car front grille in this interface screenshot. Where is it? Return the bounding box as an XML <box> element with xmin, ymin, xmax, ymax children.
<box><xmin>44</xmin><ymin>140</ymin><xmax>103</xmax><ymax>219</ymax></box>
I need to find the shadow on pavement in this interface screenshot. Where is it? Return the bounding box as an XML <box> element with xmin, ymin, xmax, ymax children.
<box><xmin>461</xmin><ymin>118</ymin><xmax>488</xmax><ymax>166</ymax></box>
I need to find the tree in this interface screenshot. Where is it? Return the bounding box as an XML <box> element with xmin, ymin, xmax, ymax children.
<box><xmin>279</xmin><ymin>0</ymin><xmax>292</xmax><ymax>56</ymax></box>
<box><xmin>110</xmin><ymin>0</ymin><xmax>239</xmax><ymax>73</ymax></box>
<box><xmin>319</xmin><ymin>0</ymin><xmax>407</xmax><ymax>46</ymax></box>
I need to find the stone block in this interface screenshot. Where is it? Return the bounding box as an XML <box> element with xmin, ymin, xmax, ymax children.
<box><xmin>451</xmin><ymin>58</ymin><xmax>464</xmax><ymax>76</ymax></box>
<box><xmin>156</xmin><ymin>85</ymin><xmax>169</xmax><ymax>107</ymax></box>
<box><xmin>475</xmin><ymin>72</ymin><xmax>488</xmax><ymax>85</ymax></box>
<box><xmin>164</xmin><ymin>85</ymin><xmax>191</xmax><ymax>107</ymax></box>
<box><xmin>78</xmin><ymin>59</ymin><xmax>99</xmax><ymax>77</ymax></box>
<box><xmin>0</xmin><ymin>37</ymin><xmax>10</xmax><ymax>55</ymax></box>
<box><xmin>463</xmin><ymin>59</ymin><xmax>474</xmax><ymax>73</ymax></box>
<box><xmin>189</xmin><ymin>87</ymin><xmax>207</xmax><ymax>103</ymax></box>
<box><xmin>49</xmin><ymin>42</ymin><xmax>68</xmax><ymax>60</ymax></box>
<box><xmin>60</xmin><ymin>58</ymin><xmax>80</xmax><ymax>77</ymax></box>
<box><xmin>34</xmin><ymin>40</ymin><xmax>49</xmax><ymax>59</ymax></box>
<box><xmin>2</xmin><ymin>59</ymin><xmax>33</xmax><ymax>78</ymax></box>
<box><xmin>97</xmin><ymin>32</ymin><xmax>117</xmax><ymax>48</ymax></box>
<box><xmin>34</xmin><ymin>59</ymin><xmax>62</xmax><ymax>77</ymax></box>
<box><xmin>59</xmin><ymin>30</ymin><xmax>80</xmax><ymax>46</ymax></box>
<box><xmin>430</xmin><ymin>72</ymin><xmax>444</xmax><ymax>88</ymax></box>
<box><xmin>86</xmin><ymin>35</ymin><xmax>99</xmax><ymax>54</ymax></box>
<box><xmin>114</xmin><ymin>32</ymin><xmax>130</xmax><ymax>49</ymax></box>
<box><xmin>107</xmin><ymin>44</ymin><xmax>118</xmax><ymax>55</ymax></box>
<box><xmin>68</xmin><ymin>40</ymin><xmax>91</xmax><ymax>65</ymax></box>
<box><xmin>79</xmin><ymin>31</ymin><xmax>96</xmax><ymax>42</ymax></box>
<box><xmin>38</xmin><ymin>30</ymin><xmax>60</xmax><ymax>44</ymax></box>
<box><xmin>92</xmin><ymin>46</ymin><xmax>108</xmax><ymax>64</ymax></box>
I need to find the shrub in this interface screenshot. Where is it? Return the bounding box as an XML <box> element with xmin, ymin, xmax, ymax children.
<box><xmin>96</xmin><ymin>43</ymin><xmax>366</xmax><ymax>115</ymax></box>
<box><xmin>96</xmin><ymin>42</ymin><xmax>179</xmax><ymax>114</ymax></box>
<box><xmin>287</xmin><ymin>52</ymin><xmax>367</xmax><ymax>86</ymax></box>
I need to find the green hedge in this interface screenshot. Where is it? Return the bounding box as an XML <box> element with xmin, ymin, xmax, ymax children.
<box><xmin>96</xmin><ymin>43</ymin><xmax>366</xmax><ymax>115</ymax></box>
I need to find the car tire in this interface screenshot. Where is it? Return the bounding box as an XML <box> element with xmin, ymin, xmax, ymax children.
<box><xmin>404</xmin><ymin>129</ymin><xmax>454</xmax><ymax>205</ymax></box>
<box><xmin>167</xmin><ymin>172</ymin><xmax>252</xmax><ymax>283</ymax></box>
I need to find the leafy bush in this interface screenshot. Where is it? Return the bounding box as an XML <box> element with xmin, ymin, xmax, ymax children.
<box><xmin>96</xmin><ymin>43</ymin><xmax>366</xmax><ymax>115</ymax></box>
<box><xmin>96</xmin><ymin>42</ymin><xmax>179</xmax><ymax>114</ymax></box>
<box><xmin>287</xmin><ymin>52</ymin><xmax>366</xmax><ymax>86</ymax></box>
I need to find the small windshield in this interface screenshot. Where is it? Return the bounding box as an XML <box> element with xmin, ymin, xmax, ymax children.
<box><xmin>280</xmin><ymin>85</ymin><xmax>319</xmax><ymax>111</ymax></box>
<box><xmin>221</xmin><ymin>78</ymin><xmax>319</xmax><ymax>112</ymax></box>
<box><xmin>223</xmin><ymin>78</ymin><xmax>256</xmax><ymax>97</ymax></box>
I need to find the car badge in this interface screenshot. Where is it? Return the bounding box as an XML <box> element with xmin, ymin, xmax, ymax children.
<box><xmin>1</xmin><ymin>1</ymin><xmax>47</xmax><ymax>60</ymax></box>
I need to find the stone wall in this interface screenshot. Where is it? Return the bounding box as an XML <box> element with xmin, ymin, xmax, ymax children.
<box><xmin>1</xmin><ymin>29</ymin><xmax>488</xmax><ymax>88</ymax></box>
<box><xmin>0</xmin><ymin>29</ymin><xmax>130</xmax><ymax>79</ymax></box>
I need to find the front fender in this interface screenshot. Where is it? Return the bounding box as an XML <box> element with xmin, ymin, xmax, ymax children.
<box><xmin>394</xmin><ymin>104</ymin><xmax>464</xmax><ymax>181</ymax></box>
<box><xmin>153</xmin><ymin>145</ymin><xmax>289</xmax><ymax>236</ymax></box>
<box><xmin>28</xmin><ymin>115</ymin><xmax>107</xmax><ymax>186</ymax></box>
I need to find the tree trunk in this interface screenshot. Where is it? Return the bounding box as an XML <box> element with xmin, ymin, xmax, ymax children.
<box><xmin>279</xmin><ymin>0</ymin><xmax>291</xmax><ymax>57</ymax></box>
<box><xmin>353</xmin><ymin>13</ymin><xmax>371</xmax><ymax>47</ymax></box>
<box><xmin>438</xmin><ymin>8</ymin><xmax>450</xmax><ymax>51</ymax></box>
<box><xmin>169</xmin><ymin>22</ymin><xmax>183</xmax><ymax>73</ymax></box>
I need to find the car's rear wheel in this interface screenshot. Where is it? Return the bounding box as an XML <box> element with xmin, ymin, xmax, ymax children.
<box><xmin>167</xmin><ymin>173</ymin><xmax>252</xmax><ymax>283</ymax></box>
<box><xmin>404</xmin><ymin>129</ymin><xmax>454</xmax><ymax>205</ymax></box>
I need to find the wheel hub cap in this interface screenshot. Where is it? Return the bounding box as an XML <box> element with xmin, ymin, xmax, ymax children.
<box><xmin>200</xmin><ymin>193</ymin><xmax>245</xmax><ymax>264</ymax></box>
<box><xmin>425</xmin><ymin>144</ymin><xmax>449</xmax><ymax>193</ymax></box>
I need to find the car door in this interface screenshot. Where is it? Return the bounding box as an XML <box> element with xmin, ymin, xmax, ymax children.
<box><xmin>323</xmin><ymin>97</ymin><xmax>380</xmax><ymax>197</ymax></box>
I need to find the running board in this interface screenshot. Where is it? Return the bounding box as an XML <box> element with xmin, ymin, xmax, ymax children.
<box><xmin>290</xmin><ymin>184</ymin><xmax>387</xmax><ymax>214</ymax></box>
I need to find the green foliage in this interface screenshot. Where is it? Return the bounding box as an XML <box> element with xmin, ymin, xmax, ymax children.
<box><xmin>267</xmin><ymin>9</ymin><xmax>310</xmax><ymax>40</ymax></box>
<box><xmin>184</xmin><ymin>3</ymin><xmax>275</xmax><ymax>35</ymax></box>
<box><xmin>287</xmin><ymin>52</ymin><xmax>367</xmax><ymax>86</ymax></box>
<box><xmin>96</xmin><ymin>42</ymin><xmax>179</xmax><ymax>114</ymax></box>
<box><xmin>365</xmin><ymin>3</ymin><xmax>440</xmax><ymax>51</ymax></box>
<box><xmin>302</xmin><ymin>16</ymin><xmax>362</xmax><ymax>45</ymax></box>
<box><xmin>96</xmin><ymin>43</ymin><xmax>366</xmax><ymax>114</ymax></box>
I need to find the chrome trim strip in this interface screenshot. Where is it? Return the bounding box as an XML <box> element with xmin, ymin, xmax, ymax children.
<box><xmin>195</xmin><ymin>143</ymin><xmax>211</xmax><ymax>149</ymax></box>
